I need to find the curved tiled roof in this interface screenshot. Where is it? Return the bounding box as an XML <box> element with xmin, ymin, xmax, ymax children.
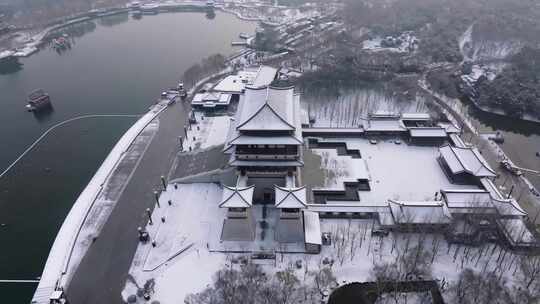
<box><xmin>439</xmin><ymin>144</ymin><xmax>497</xmax><ymax>177</ymax></box>
<box><xmin>275</xmin><ymin>185</ymin><xmax>307</xmax><ymax>208</ymax></box>
<box><xmin>236</xmin><ymin>86</ymin><xmax>296</xmax><ymax>131</ymax></box>
<box><xmin>219</xmin><ymin>185</ymin><xmax>254</xmax><ymax>208</ymax></box>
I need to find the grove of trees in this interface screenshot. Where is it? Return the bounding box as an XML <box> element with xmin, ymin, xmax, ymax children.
<box><xmin>184</xmin><ymin>263</ymin><xmax>337</xmax><ymax>304</ymax></box>
<box><xmin>476</xmin><ymin>47</ymin><xmax>540</xmax><ymax>119</ymax></box>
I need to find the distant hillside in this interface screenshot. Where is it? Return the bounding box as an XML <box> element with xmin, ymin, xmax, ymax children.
<box><xmin>1</xmin><ymin>0</ymin><xmax>127</xmax><ymax>26</ymax></box>
<box><xmin>341</xmin><ymin>0</ymin><xmax>540</xmax><ymax>64</ymax></box>
<box><xmin>476</xmin><ymin>47</ymin><xmax>540</xmax><ymax>119</ymax></box>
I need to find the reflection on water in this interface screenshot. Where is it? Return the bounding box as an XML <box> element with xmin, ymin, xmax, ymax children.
<box><xmin>48</xmin><ymin>21</ymin><xmax>97</xmax><ymax>41</ymax></box>
<box><xmin>131</xmin><ymin>12</ymin><xmax>143</xmax><ymax>20</ymax></box>
<box><xmin>0</xmin><ymin>58</ymin><xmax>23</xmax><ymax>75</ymax></box>
<box><xmin>466</xmin><ymin>99</ymin><xmax>540</xmax><ymax>137</ymax></box>
<box><xmin>47</xmin><ymin>21</ymin><xmax>97</xmax><ymax>55</ymax></box>
<box><xmin>31</xmin><ymin>106</ymin><xmax>55</xmax><ymax>123</ymax></box>
<box><xmin>206</xmin><ymin>10</ymin><xmax>216</xmax><ymax>20</ymax></box>
<box><xmin>98</xmin><ymin>13</ymin><xmax>129</xmax><ymax>27</ymax></box>
<box><xmin>464</xmin><ymin>98</ymin><xmax>540</xmax><ymax>190</ymax></box>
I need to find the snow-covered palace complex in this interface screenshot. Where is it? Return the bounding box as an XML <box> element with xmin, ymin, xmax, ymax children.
<box><xmin>121</xmin><ymin>65</ymin><xmax>539</xmax><ymax>302</ymax></box>
<box><xmin>210</xmin><ymin>69</ymin><xmax>534</xmax><ymax>253</ymax></box>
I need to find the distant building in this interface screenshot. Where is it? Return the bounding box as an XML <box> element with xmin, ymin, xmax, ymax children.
<box><xmin>191</xmin><ymin>91</ymin><xmax>232</xmax><ymax>109</ymax></box>
<box><xmin>193</xmin><ymin>66</ymin><xmax>278</xmax><ymax>109</ymax></box>
<box><xmin>214</xmin><ymin>66</ymin><xmax>277</xmax><ymax>94</ymax></box>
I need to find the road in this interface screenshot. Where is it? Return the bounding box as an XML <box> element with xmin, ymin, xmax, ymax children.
<box><xmin>67</xmin><ymin>100</ymin><xmax>190</xmax><ymax>304</ymax></box>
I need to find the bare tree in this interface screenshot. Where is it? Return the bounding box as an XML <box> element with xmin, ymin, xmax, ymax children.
<box><xmin>274</xmin><ymin>268</ymin><xmax>301</xmax><ymax>304</ymax></box>
<box><xmin>448</xmin><ymin>268</ymin><xmax>513</xmax><ymax>304</ymax></box>
<box><xmin>311</xmin><ymin>266</ymin><xmax>338</xmax><ymax>300</ymax></box>
<box><xmin>521</xmin><ymin>255</ymin><xmax>540</xmax><ymax>291</ymax></box>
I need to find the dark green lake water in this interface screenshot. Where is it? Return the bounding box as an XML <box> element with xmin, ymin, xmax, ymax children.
<box><xmin>0</xmin><ymin>11</ymin><xmax>255</xmax><ymax>302</ymax></box>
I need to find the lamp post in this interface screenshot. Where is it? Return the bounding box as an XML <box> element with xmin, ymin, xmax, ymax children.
<box><xmin>146</xmin><ymin>208</ymin><xmax>153</xmax><ymax>225</ymax></box>
<box><xmin>154</xmin><ymin>190</ymin><xmax>160</xmax><ymax>208</ymax></box>
<box><xmin>160</xmin><ymin>175</ymin><xmax>167</xmax><ymax>190</ymax></box>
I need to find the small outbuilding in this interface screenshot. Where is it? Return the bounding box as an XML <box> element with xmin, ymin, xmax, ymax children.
<box><xmin>219</xmin><ymin>184</ymin><xmax>256</xmax><ymax>241</ymax></box>
<box><xmin>303</xmin><ymin>210</ymin><xmax>322</xmax><ymax>253</ymax></box>
<box><xmin>408</xmin><ymin>127</ymin><xmax>447</xmax><ymax>145</ymax></box>
<box><xmin>191</xmin><ymin>91</ymin><xmax>232</xmax><ymax>109</ymax></box>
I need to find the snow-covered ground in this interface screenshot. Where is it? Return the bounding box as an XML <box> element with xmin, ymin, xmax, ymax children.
<box><xmin>362</xmin><ymin>32</ymin><xmax>418</xmax><ymax>54</ymax></box>
<box><xmin>311</xmin><ymin>138</ymin><xmax>479</xmax><ymax>202</ymax></box>
<box><xmin>311</xmin><ymin>148</ymin><xmax>369</xmax><ymax>189</ymax></box>
<box><xmin>220</xmin><ymin>2</ymin><xmax>324</xmax><ymax>25</ymax></box>
<box><xmin>271</xmin><ymin>218</ymin><xmax>525</xmax><ymax>300</ymax></box>
<box><xmin>122</xmin><ymin>183</ymin><xmax>227</xmax><ymax>303</ymax></box>
<box><xmin>461</xmin><ymin>62</ymin><xmax>507</xmax><ymax>85</ymax></box>
<box><xmin>182</xmin><ymin>112</ymin><xmax>231</xmax><ymax>152</ymax></box>
<box><xmin>459</xmin><ymin>23</ymin><xmax>524</xmax><ymax>62</ymax></box>
<box><xmin>303</xmin><ymin>90</ymin><xmax>428</xmax><ymax>128</ymax></box>
<box><xmin>124</xmin><ymin>211</ymin><xmax>528</xmax><ymax>303</ymax></box>
<box><xmin>119</xmin><ymin>107</ymin><xmax>530</xmax><ymax>303</ymax></box>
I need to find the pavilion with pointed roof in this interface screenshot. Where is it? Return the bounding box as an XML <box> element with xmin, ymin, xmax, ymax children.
<box><xmin>219</xmin><ymin>185</ymin><xmax>254</xmax><ymax>208</ymax></box>
<box><xmin>219</xmin><ymin>184</ymin><xmax>256</xmax><ymax>241</ymax></box>
<box><xmin>274</xmin><ymin>185</ymin><xmax>307</xmax><ymax>209</ymax></box>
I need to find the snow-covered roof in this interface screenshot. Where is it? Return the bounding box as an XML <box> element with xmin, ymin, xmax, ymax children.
<box><xmin>439</xmin><ymin>144</ymin><xmax>497</xmax><ymax>177</ymax></box>
<box><xmin>499</xmin><ymin>218</ymin><xmax>535</xmax><ymax>245</ymax></box>
<box><xmin>438</xmin><ymin>122</ymin><xmax>461</xmax><ymax>134</ymax></box>
<box><xmin>219</xmin><ymin>185</ymin><xmax>254</xmax><ymax>208</ymax></box>
<box><xmin>224</xmin><ymin>86</ymin><xmax>303</xmax><ymax>154</ymax></box>
<box><xmin>449</xmin><ymin>133</ymin><xmax>467</xmax><ymax>148</ymax></box>
<box><xmin>236</xmin><ymin>86</ymin><xmax>296</xmax><ymax>131</ymax></box>
<box><xmin>213</xmin><ymin>71</ymin><xmax>258</xmax><ymax>93</ymax></box>
<box><xmin>409</xmin><ymin>127</ymin><xmax>447</xmax><ymax>138</ymax></box>
<box><xmin>441</xmin><ymin>189</ymin><xmax>492</xmax><ymax>208</ymax></box>
<box><xmin>228</xmin><ymin>157</ymin><xmax>304</xmax><ymax>167</ymax></box>
<box><xmin>306</xmin><ymin>202</ymin><xmax>386</xmax><ymax>214</ymax></box>
<box><xmin>251</xmin><ymin>66</ymin><xmax>278</xmax><ymax>87</ymax></box>
<box><xmin>212</xmin><ymin>66</ymin><xmax>276</xmax><ymax>93</ymax></box>
<box><xmin>479</xmin><ymin>177</ymin><xmax>504</xmax><ymax>199</ymax></box>
<box><xmin>491</xmin><ymin>198</ymin><xmax>527</xmax><ymax>217</ymax></box>
<box><xmin>389</xmin><ymin>200</ymin><xmax>452</xmax><ymax>224</ymax></box>
<box><xmin>275</xmin><ymin>185</ymin><xmax>307</xmax><ymax>208</ymax></box>
<box><xmin>229</xmin><ymin>134</ymin><xmax>302</xmax><ymax>145</ymax></box>
<box><xmin>192</xmin><ymin>92</ymin><xmax>231</xmax><ymax>105</ymax></box>
<box><xmin>369</xmin><ymin>112</ymin><xmax>400</xmax><ymax>119</ymax></box>
<box><xmin>303</xmin><ymin>210</ymin><xmax>322</xmax><ymax>245</ymax></box>
<box><xmin>401</xmin><ymin>113</ymin><xmax>431</xmax><ymax>121</ymax></box>
<box><xmin>366</xmin><ymin>118</ymin><xmax>406</xmax><ymax>132</ymax></box>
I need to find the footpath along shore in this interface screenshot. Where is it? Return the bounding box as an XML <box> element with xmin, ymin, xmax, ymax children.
<box><xmin>31</xmin><ymin>101</ymin><xmax>168</xmax><ymax>303</ymax></box>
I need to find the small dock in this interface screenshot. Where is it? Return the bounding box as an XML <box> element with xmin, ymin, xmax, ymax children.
<box><xmin>500</xmin><ymin>158</ymin><xmax>540</xmax><ymax>177</ymax></box>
